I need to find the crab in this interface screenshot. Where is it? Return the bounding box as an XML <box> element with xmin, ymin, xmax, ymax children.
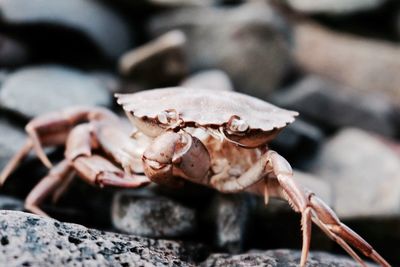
<box><xmin>0</xmin><ymin>88</ymin><xmax>390</xmax><ymax>267</ymax></box>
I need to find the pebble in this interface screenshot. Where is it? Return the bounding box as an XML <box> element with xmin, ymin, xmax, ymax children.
<box><xmin>312</xmin><ymin>128</ymin><xmax>400</xmax><ymax>218</ymax></box>
<box><xmin>149</xmin><ymin>1</ymin><xmax>291</xmax><ymax>99</ymax></box>
<box><xmin>181</xmin><ymin>69</ymin><xmax>234</xmax><ymax>91</ymax></box>
<box><xmin>0</xmin><ymin>65</ymin><xmax>112</xmax><ymax>119</ymax></box>
<box><xmin>0</xmin><ymin>0</ymin><xmax>131</xmax><ymax>60</ymax></box>
<box><xmin>273</xmin><ymin>75</ymin><xmax>398</xmax><ymax>137</ymax></box>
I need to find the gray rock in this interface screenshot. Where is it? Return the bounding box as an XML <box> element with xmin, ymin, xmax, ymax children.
<box><xmin>0</xmin><ymin>34</ymin><xmax>29</xmax><ymax>66</ymax></box>
<box><xmin>0</xmin><ymin>195</ymin><xmax>24</xmax><ymax>211</ymax></box>
<box><xmin>0</xmin><ymin>210</ymin><xmax>206</xmax><ymax>267</ymax></box>
<box><xmin>149</xmin><ymin>1</ymin><xmax>291</xmax><ymax>99</ymax></box>
<box><xmin>293</xmin><ymin>22</ymin><xmax>400</xmax><ymax>104</ymax></box>
<box><xmin>0</xmin><ymin>65</ymin><xmax>112</xmax><ymax>118</ymax></box>
<box><xmin>112</xmin><ymin>190</ymin><xmax>197</xmax><ymax>238</ymax></box>
<box><xmin>202</xmin><ymin>249</ymin><xmax>374</xmax><ymax>267</ymax></box>
<box><xmin>286</xmin><ymin>0</ymin><xmax>387</xmax><ymax>14</ymax></box>
<box><xmin>270</xmin><ymin>119</ymin><xmax>323</xmax><ymax>165</ymax></box>
<box><xmin>119</xmin><ymin>30</ymin><xmax>187</xmax><ymax>88</ymax></box>
<box><xmin>0</xmin><ymin>118</ymin><xmax>27</xmax><ymax>170</ymax></box>
<box><xmin>313</xmin><ymin>128</ymin><xmax>400</xmax><ymax>218</ymax></box>
<box><xmin>0</xmin><ymin>0</ymin><xmax>131</xmax><ymax>59</ymax></box>
<box><xmin>181</xmin><ymin>70</ymin><xmax>234</xmax><ymax>91</ymax></box>
<box><xmin>273</xmin><ymin>75</ymin><xmax>397</xmax><ymax>137</ymax></box>
<box><xmin>211</xmin><ymin>194</ymin><xmax>250</xmax><ymax>253</ymax></box>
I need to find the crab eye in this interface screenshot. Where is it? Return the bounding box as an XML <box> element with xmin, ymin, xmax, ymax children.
<box><xmin>227</xmin><ymin>115</ymin><xmax>249</xmax><ymax>133</ymax></box>
<box><xmin>157</xmin><ymin>109</ymin><xmax>180</xmax><ymax>124</ymax></box>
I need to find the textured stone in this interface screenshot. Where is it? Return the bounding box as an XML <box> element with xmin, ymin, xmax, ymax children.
<box><xmin>211</xmin><ymin>194</ymin><xmax>250</xmax><ymax>253</ymax></box>
<box><xmin>201</xmin><ymin>249</ymin><xmax>375</xmax><ymax>267</ymax></box>
<box><xmin>0</xmin><ymin>65</ymin><xmax>112</xmax><ymax>119</ymax></box>
<box><xmin>149</xmin><ymin>1</ymin><xmax>291</xmax><ymax>99</ymax></box>
<box><xmin>181</xmin><ymin>70</ymin><xmax>234</xmax><ymax>91</ymax></box>
<box><xmin>112</xmin><ymin>190</ymin><xmax>197</xmax><ymax>238</ymax></box>
<box><xmin>286</xmin><ymin>0</ymin><xmax>386</xmax><ymax>14</ymax></box>
<box><xmin>0</xmin><ymin>210</ymin><xmax>207</xmax><ymax>267</ymax></box>
<box><xmin>273</xmin><ymin>75</ymin><xmax>397</xmax><ymax>137</ymax></box>
<box><xmin>293</xmin><ymin>22</ymin><xmax>400</xmax><ymax>104</ymax></box>
<box><xmin>0</xmin><ymin>0</ymin><xmax>131</xmax><ymax>60</ymax></box>
<box><xmin>313</xmin><ymin>128</ymin><xmax>400</xmax><ymax>218</ymax></box>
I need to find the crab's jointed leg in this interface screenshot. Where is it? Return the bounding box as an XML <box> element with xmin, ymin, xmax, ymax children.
<box><xmin>265</xmin><ymin>150</ymin><xmax>391</xmax><ymax>267</ymax></box>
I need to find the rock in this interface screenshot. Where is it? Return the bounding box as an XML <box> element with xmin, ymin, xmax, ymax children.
<box><xmin>270</xmin><ymin>119</ymin><xmax>323</xmax><ymax>165</ymax></box>
<box><xmin>312</xmin><ymin>128</ymin><xmax>400</xmax><ymax>218</ymax></box>
<box><xmin>273</xmin><ymin>75</ymin><xmax>398</xmax><ymax>137</ymax></box>
<box><xmin>0</xmin><ymin>0</ymin><xmax>131</xmax><ymax>60</ymax></box>
<box><xmin>181</xmin><ymin>70</ymin><xmax>234</xmax><ymax>91</ymax></box>
<box><xmin>285</xmin><ymin>0</ymin><xmax>387</xmax><ymax>14</ymax></box>
<box><xmin>149</xmin><ymin>1</ymin><xmax>291</xmax><ymax>99</ymax></box>
<box><xmin>0</xmin><ymin>34</ymin><xmax>29</xmax><ymax>66</ymax></box>
<box><xmin>0</xmin><ymin>65</ymin><xmax>112</xmax><ymax>119</ymax></box>
<box><xmin>112</xmin><ymin>190</ymin><xmax>197</xmax><ymax>238</ymax></box>
<box><xmin>0</xmin><ymin>195</ymin><xmax>24</xmax><ymax>211</ymax></box>
<box><xmin>0</xmin><ymin>118</ymin><xmax>27</xmax><ymax>171</ymax></box>
<box><xmin>293</xmin><ymin>22</ymin><xmax>400</xmax><ymax>104</ymax></box>
<box><xmin>0</xmin><ymin>210</ymin><xmax>207</xmax><ymax>266</ymax></box>
<box><xmin>201</xmin><ymin>249</ymin><xmax>374</xmax><ymax>267</ymax></box>
<box><xmin>211</xmin><ymin>194</ymin><xmax>250</xmax><ymax>253</ymax></box>
<box><xmin>119</xmin><ymin>30</ymin><xmax>187</xmax><ymax>88</ymax></box>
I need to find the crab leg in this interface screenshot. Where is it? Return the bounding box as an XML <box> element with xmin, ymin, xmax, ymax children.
<box><xmin>265</xmin><ymin>150</ymin><xmax>391</xmax><ymax>267</ymax></box>
<box><xmin>24</xmin><ymin>159</ymin><xmax>75</xmax><ymax>217</ymax></box>
<box><xmin>0</xmin><ymin>107</ymin><xmax>119</xmax><ymax>185</ymax></box>
<box><xmin>0</xmin><ymin>140</ymin><xmax>33</xmax><ymax>185</ymax></box>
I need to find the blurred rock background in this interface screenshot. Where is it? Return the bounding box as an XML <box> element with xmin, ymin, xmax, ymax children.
<box><xmin>0</xmin><ymin>0</ymin><xmax>399</xmax><ymax>266</ymax></box>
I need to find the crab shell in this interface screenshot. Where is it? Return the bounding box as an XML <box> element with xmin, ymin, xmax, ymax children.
<box><xmin>115</xmin><ymin>88</ymin><xmax>298</xmax><ymax>148</ymax></box>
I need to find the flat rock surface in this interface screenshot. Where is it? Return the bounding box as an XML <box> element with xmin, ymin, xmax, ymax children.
<box><xmin>0</xmin><ymin>65</ymin><xmax>112</xmax><ymax>118</ymax></box>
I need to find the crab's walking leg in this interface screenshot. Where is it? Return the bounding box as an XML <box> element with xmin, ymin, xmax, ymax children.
<box><xmin>25</xmin><ymin>159</ymin><xmax>75</xmax><ymax>217</ymax></box>
<box><xmin>266</xmin><ymin>150</ymin><xmax>391</xmax><ymax>267</ymax></box>
<box><xmin>0</xmin><ymin>140</ymin><xmax>33</xmax><ymax>185</ymax></box>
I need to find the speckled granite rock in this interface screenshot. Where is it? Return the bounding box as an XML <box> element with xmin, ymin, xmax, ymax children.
<box><xmin>0</xmin><ymin>210</ymin><xmax>207</xmax><ymax>267</ymax></box>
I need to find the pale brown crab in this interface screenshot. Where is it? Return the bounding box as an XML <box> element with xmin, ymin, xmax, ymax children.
<box><xmin>0</xmin><ymin>88</ymin><xmax>390</xmax><ymax>267</ymax></box>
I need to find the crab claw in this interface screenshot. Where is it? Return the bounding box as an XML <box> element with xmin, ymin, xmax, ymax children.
<box><xmin>142</xmin><ymin>131</ymin><xmax>211</xmax><ymax>187</ymax></box>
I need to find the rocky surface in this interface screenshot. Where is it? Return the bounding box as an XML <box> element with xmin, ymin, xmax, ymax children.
<box><xmin>0</xmin><ymin>0</ymin><xmax>131</xmax><ymax>60</ymax></box>
<box><xmin>313</xmin><ymin>128</ymin><xmax>400</xmax><ymax>218</ymax></box>
<box><xmin>273</xmin><ymin>75</ymin><xmax>397</xmax><ymax>137</ymax></box>
<box><xmin>0</xmin><ymin>65</ymin><xmax>112</xmax><ymax>118</ymax></box>
<box><xmin>0</xmin><ymin>210</ymin><xmax>376</xmax><ymax>267</ymax></box>
<box><xmin>112</xmin><ymin>190</ymin><xmax>197</xmax><ymax>238</ymax></box>
<box><xmin>149</xmin><ymin>1</ymin><xmax>291</xmax><ymax>99</ymax></box>
<box><xmin>0</xmin><ymin>210</ymin><xmax>207</xmax><ymax>267</ymax></box>
<box><xmin>202</xmin><ymin>250</ymin><xmax>371</xmax><ymax>267</ymax></box>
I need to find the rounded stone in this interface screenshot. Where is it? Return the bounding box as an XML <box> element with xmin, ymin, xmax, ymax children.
<box><xmin>0</xmin><ymin>65</ymin><xmax>112</xmax><ymax>118</ymax></box>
